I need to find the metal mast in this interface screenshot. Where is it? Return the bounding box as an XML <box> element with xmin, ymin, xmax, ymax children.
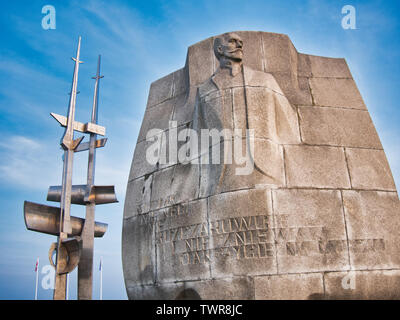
<box><xmin>78</xmin><ymin>55</ymin><xmax>104</xmax><ymax>299</ymax></box>
<box><xmin>54</xmin><ymin>36</ymin><xmax>84</xmax><ymax>300</ymax></box>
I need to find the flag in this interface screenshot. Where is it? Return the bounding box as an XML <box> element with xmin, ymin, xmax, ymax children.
<box><xmin>35</xmin><ymin>258</ymin><xmax>39</xmax><ymax>272</ymax></box>
<box><xmin>99</xmin><ymin>257</ymin><xmax>102</xmax><ymax>271</ymax></box>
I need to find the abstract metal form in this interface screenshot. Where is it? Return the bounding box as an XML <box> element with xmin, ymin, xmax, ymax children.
<box><xmin>23</xmin><ymin>37</ymin><xmax>117</xmax><ymax>300</ymax></box>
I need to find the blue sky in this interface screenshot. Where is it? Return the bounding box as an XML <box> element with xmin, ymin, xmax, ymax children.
<box><xmin>0</xmin><ymin>0</ymin><xmax>399</xmax><ymax>299</ymax></box>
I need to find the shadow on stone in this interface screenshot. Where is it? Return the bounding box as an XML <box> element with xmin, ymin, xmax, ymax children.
<box><xmin>307</xmin><ymin>293</ymin><xmax>326</xmax><ymax>300</ymax></box>
<box><xmin>175</xmin><ymin>289</ymin><xmax>202</xmax><ymax>300</ymax></box>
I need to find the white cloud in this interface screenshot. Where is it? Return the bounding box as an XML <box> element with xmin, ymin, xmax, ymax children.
<box><xmin>0</xmin><ymin>135</ymin><xmax>61</xmax><ymax>191</ymax></box>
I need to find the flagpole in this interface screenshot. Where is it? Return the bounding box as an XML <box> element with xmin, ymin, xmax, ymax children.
<box><xmin>34</xmin><ymin>258</ymin><xmax>39</xmax><ymax>300</ymax></box>
<box><xmin>100</xmin><ymin>256</ymin><xmax>103</xmax><ymax>300</ymax></box>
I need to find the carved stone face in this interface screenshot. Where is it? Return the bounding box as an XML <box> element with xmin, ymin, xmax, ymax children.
<box><xmin>215</xmin><ymin>33</ymin><xmax>243</xmax><ymax>62</ymax></box>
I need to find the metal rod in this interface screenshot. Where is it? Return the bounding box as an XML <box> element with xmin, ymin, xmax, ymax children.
<box><xmin>78</xmin><ymin>54</ymin><xmax>103</xmax><ymax>300</ymax></box>
<box><xmin>88</xmin><ymin>55</ymin><xmax>102</xmax><ymax>186</ymax></box>
<box><xmin>54</xmin><ymin>36</ymin><xmax>82</xmax><ymax>300</ymax></box>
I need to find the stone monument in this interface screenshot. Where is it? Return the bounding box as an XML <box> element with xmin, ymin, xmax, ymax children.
<box><xmin>122</xmin><ymin>31</ymin><xmax>400</xmax><ymax>299</ymax></box>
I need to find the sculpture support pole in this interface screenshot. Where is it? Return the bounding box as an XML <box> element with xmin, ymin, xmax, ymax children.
<box><xmin>53</xmin><ymin>151</ymin><xmax>70</xmax><ymax>300</ymax></box>
<box><xmin>78</xmin><ymin>55</ymin><xmax>103</xmax><ymax>300</ymax></box>
<box><xmin>54</xmin><ymin>37</ymin><xmax>82</xmax><ymax>300</ymax></box>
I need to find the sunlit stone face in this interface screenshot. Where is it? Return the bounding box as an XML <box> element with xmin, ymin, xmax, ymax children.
<box><xmin>215</xmin><ymin>32</ymin><xmax>243</xmax><ymax>62</ymax></box>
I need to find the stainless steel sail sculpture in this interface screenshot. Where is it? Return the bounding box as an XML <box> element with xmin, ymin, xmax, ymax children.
<box><xmin>23</xmin><ymin>38</ymin><xmax>117</xmax><ymax>300</ymax></box>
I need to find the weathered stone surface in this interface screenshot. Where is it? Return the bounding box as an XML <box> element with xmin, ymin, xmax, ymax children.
<box><xmin>243</xmin><ymin>69</ymin><xmax>282</xmax><ymax>93</ymax></box>
<box><xmin>128</xmin><ymin>139</ymin><xmax>159</xmax><ymax>180</ymax></box>
<box><xmin>237</xmin><ymin>31</ymin><xmax>264</xmax><ymax>72</ymax></box>
<box><xmin>273</xmin><ymin>189</ymin><xmax>349</xmax><ymax>273</ymax></box>
<box><xmin>309</xmin><ymin>55</ymin><xmax>352</xmax><ymax>78</ymax></box>
<box><xmin>147</xmin><ymin>73</ymin><xmax>174</xmax><ymax>108</ymax></box>
<box><xmin>199</xmin><ymin>139</ymin><xmax>285</xmax><ymax>197</ymax></box>
<box><xmin>299</xmin><ymin>106</ymin><xmax>382</xmax><ymax>148</ymax></box>
<box><xmin>156</xmin><ymin>199</ymin><xmax>210</xmax><ymax>282</ymax></box>
<box><xmin>208</xmin><ymin>189</ymin><xmax>277</xmax><ymax>277</ymax></box>
<box><xmin>138</xmin><ymin>95</ymin><xmax>176</xmax><ymax>143</ymax></box>
<box><xmin>156</xmin><ymin>123</ymin><xmax>196</xmax><ymax>170</ymax></box>
<box><xmin>124</xmin><ymin>178</ymin><xmax>144</xmax><ymax>219</ymax></box>
<box><xmin>124</xmin><ymin>176</ymin><xmax>152</xmax><ymax>218</ymax></box>
<box><xmin>324</xmin><ymin>270</ymin><xmax>400</xmax><ymax>299</ymax></box>
<box><xmin>171</xmin><ymin>68</ymin><xmax>188</xmax><ymax>98</ymax></box>
<box><xmin>245</xmin><ymin>87</ymin><xmax>300</xmax><ymax>144</ymax></box>
<box><xmin>183</xmin><ymin>277</ymin><xmax>255</xmax><ymax>299</ymax></box>
<box><xmin>309</xmin><ymin>78</ymin><xmax>366</xmax><ymax>110</ymax></box>
<box><xmin>345</xmin><ymin>148</ymin><xmax>396</xmax><ymax>191</ymax></box>
<box><xmin>127</xmin><ymin>277</ymin><xmax>255</xmax><ymax>300</ymax></box>
<box><xmin>298</xmin><ymin>76</ymin><xmax>311</xmax><ymax>93</ymax></box>
<box><xmin>342</xmin><ymin>190</ymin><xmax>400</xmax><ymax>269</ymax></box>
<box><xmin>254</xmin><ymin>273</ymin><xmax>324</xmax><ymax>299</ymax></box>
<box><xmin>262</xmin><ymin>33</ymin><xmax>296</xmax><ymax>74</ymax></box>
<box><xmin>131</xmin><ymin>124</ymin><xmax>202</xmax><ymax>181</ymax></box>
<box><xmin>123</xmin><ymin>31</ymin><xmax>400</xmax><ymax>300</ymax></box>
<box><xmin>272</xmin><ymin>72</ymin><xmax>312</xmax><ymax>106</ymax></box>
<box><xmin>171</xmin><ymin>88</ymin><xmax>196</xmax><ymax>127</ymax></box>
<box><xmin>122</xmin><ymin>215</ymin><xmax>156</xmax><ymax>287</ymax></box>
<box><xmin>285</xmin><ymin>145</ymin><xmax>351</xmax><ymax>188</ymax></box>
<box><xmin>187</xmin><ymin>37</ymin><xmax>215</xmax><ymax>86</ymax></box>
<box><xmin>297</xmin><ymin>54</ymin><xmax>312</xmax><ymax>77</ymax></box>
<box><xmin>209</xmin><ymin>189</ymin><xmax>273</xmax><ymax>219</ymax></box>
<box><xmin>231</xmin><ymin>87</ymin><xmax>246</xmax><ymax>131</ymax></box>
<box><xmin>150</xmin><ymin>163</ymin><xmax>199</xmax><ymax>211</ymax></box>
<box><xmin>198</xmin><ymin>85</ymin><xmax>233</xmax><ymax>133</ymax></box>
<box><xmin>127</xmin><ymin>282</ymin><xmax>184</xmax><ymax>300</ymax></box>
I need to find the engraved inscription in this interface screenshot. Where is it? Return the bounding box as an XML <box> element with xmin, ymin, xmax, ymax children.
<box><xmin>139</xmin><ymin>210</ymin><xmax>386</xmax><ymax>265</ymax></box>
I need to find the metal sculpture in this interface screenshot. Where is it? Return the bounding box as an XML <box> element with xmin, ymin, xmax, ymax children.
<box><xmin>24</xmin><ymin>37</ymin><xmax>117</xmax><ymax>300</ymax></box>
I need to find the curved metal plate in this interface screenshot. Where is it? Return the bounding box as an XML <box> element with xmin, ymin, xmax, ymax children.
<box><xmin>48</xmin><ymin>237</ymin><xmax>82</xmax><ymax>274</ymax></box>
<box><xmin>24</xmin><ymin>201</ymin><xmax>108</xmax><ymax>237</ymax></box>
<box><xmin>86</xmin><ymin>185</ymin><xmax>119</xmax><ymax>205</ymax></box>
<box><xmin>47</xmin><ymin>185</ymin><xmax>118</xmax><ymax>205</ymax></box>
<box><xmin>48</xmin><ymin>242</ymin><xmax>58</xmax><ymax>268</ymax></box>
<box><xmin>47</xmin><ymin>185</ymin><xmax>87</xmax><ymax>205</ymax></box>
